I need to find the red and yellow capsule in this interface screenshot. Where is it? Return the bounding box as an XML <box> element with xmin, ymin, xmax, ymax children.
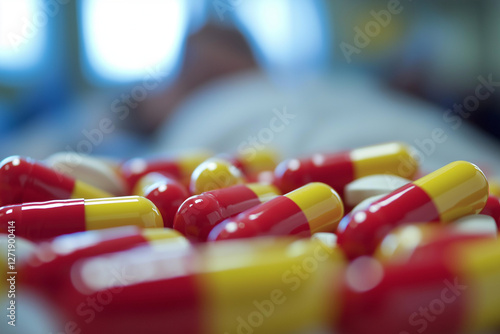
<box><xmin>56</xmin><ymin>237</ymin><xmax>344</xmax><ymax>334</ymax></box>
<box><xmin>229</xmin><ymin>147</ymin><xmax>280</xmax><ymax>178</ymax></box>
<box><xmin>274</xmin><ymin>142</ymin><xmax>418</xmax><ymax>196</ymax></box>
<box><xmin>339</xmin><ymin>238</ymin><xmax>500</xmax><ymax>334</ymax></box>
<box><xmin>189</xmin><ymin>157</ymin><xmax>244</xmax><ymax>195</ymax></box>
<box><xmin>174</xmin><ymin>183</ymin><xmax>280</xmax><ymax>242</ymax></box>
<box><xmin>375</xmin><ymin>221</ymin><xmax>496</xmax><ymax>263</ymax></box>
<box><xmin>490</xmin><ymin>178</ymin><xmax>500</xmax><ymax>197</ymax></box>
<box><xmin>120</xmin><ymin>151</ymin><xmax>212</xmax><ymax>191</ymax></box>
<box><xmin>133</xmin><ymin>172</ymin><xmax>190</xmax><ymax>228</ymax></box>
<box><xmin>22</xmin><ymin>226</ymin><xmax>187</xmax><ymax>292</ymax></box>
<box><xmin>0</xmin><ymin>156</ymin><xmax>112</xmax><ymax>206</ymax></box>
<box><xmin>208</xmin><ymin>183</ymin><xmax>344</xmax><ymax>241</ymax></box>
<box><xmin>0</xmin><ymin>196</ymin><xmax>163</xmax><ymax>241</ymax></box>
<box><xmin>336</xmin><ymin>161</ymin><xmax>489</xmax><ymax>259</ymax></box>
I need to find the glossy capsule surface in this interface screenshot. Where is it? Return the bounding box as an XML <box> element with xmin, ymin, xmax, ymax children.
<box><xmin>120</xmin><ymin>151</ymin><xmax>211</xmax><ymax>191</ymax></box>
<box><xmin>0</xmin><ymin>156</ymin><xmax>112</xmax><ymax>206</ymax></box>
<box><xmin>274</xmin><ymin>142</ymin><xmax>418</xmax><ymax>196</ymax></box>
<box><xmin>174</xmin><ymin>183</ymin><xmax>280</xmax><ymax>242</ymax></box>
<box><xmin>189</xmin><ymin>157</ymin><xmax>244</xmax><ymax>195</ymax></box>
<box><xmin>22</xmin><ymin>226</ymin><xmax>187</xmax><ymax>292</ymax></box>
<box><xmin>55</xmin><ymin>237</ymin><xmax>344</xmax><ymax>334</ymax></box>
<box><xmin>208</xmin><ymin>183</ymin><xmax>344</xmax><ymax>241</ymax></box>
<box><xmin>375</xmin><ymin>221</ymin><xmax>496</xmax><ymax>263</ymax></box>
<box><xmin>133</xmin><ymin>172</ymin><xmax>190</xmax><ymax>227</ymax></box>
<box><xmin>337</xmin><ymin>161</ymin><xmax>489</xmax><ymax>259</ymax></box>
<box><xmin>44</xmin><ymin>152</ymin><xmax>128</xmax><ymax>196</ymax></box>
<box><xmin>339</xmin><ymin>238</ymin><xmax>500</xmax><ymax>334</ymax></box>
<box><xmin>0</xmin><ymin>196</ymin><xmax>163</xmax><ymax>241</ymax></box>
<box><xmin>230</xmin><ymin>148</ymin><xmax>280</xmax><ymax>177</ymax></box>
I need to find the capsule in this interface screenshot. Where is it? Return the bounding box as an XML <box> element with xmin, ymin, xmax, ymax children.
<box><xmin>189</xmin><ymin>157</ymin><xmax>244</xmax><ymax>195</ymax></box>
<box><xmin>0</xmin><ymin>196</ymin><xmax>163</xmax><ymax>241</ymax></box>
<box><xmin>133</xmin><ymin>172</ymin><xmax>190</xmax><ymax>228</ymax></box>
<box><xmin>52</xmin><ymin>237</ymin><xmax>344</xmax><ymax>334</ymax></box>
<box><xmin>0</xmin><ymin>156</ymin><xmax>112</xmax><ymax>206</ymax></box>
<box><xmin>230</xmin><ymin>147</ymin><xmax>280</xmax><ymax>178</ymax></box>
<box><xmin>174</xmin><ymin>183</ymin><xmax>280</xmax><ymax>242</ymax></box>
<box><xmin>339</xmin><ymin>238</ymin><xmax>500</xmax><ymax>334</ymax></box>
<box><xmin>375</xmin><ymin>217</ymin><xmax>497</xmax><ymax>263</ymax></box>
<box><xmin>490</xmin><ymin>178</ymin><xmax>500</xmax><ymax>197</ymax></box>
<box><xmin>274</xmin><ymin>142</ymin><xmax>418</xmax><ymax>196</ymax></box>
<box><xmin>120</xmin><ymin>151</ymin><xmax>212</xmax><ymax>191</ymax></box>
<box><xmin>336</xmin><ymin>161</ymin><xmax>489</xmax><ymax>259</ymax></box>
<box><xmin>22</xmin><ymin>226</ymin><xmax>188</xmax><ymax>292</ymax></box>
<box><xmin>208</xmin><ymin>183</ymin><xmax>344</xmax><ymax>241</ymax></box>
<box><xmin>481</xmin><ymin>195</ymin><xmax>500</xmax><ymax>229</ymax></box>
<box><xmin>44</xmin><ymin>152</ymin><xmax>128</xmax><ymax>196</ymax></box>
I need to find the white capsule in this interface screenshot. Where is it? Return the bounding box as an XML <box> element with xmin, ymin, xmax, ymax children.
<box><xmin>344</xmin><ymin>174</ymin><xmax>411</xmax><ymax>207</ymax></box>
<box><xmin>451</xmin><ymin>214</ymin><xmax>498</xmax><ymax>238</ymax></box>
<box><xmin>44</xmin><ymin>152</ymin><xmax>127</xmax><ymax>196</ymax></box>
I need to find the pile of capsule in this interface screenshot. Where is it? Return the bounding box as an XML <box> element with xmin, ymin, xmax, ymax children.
<box><xmin>1</xmin><ymin>142</ymin><xmax>500</xmax><ymax>334</ymax></box>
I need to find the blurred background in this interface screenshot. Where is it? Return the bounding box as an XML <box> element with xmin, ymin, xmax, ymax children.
<box><xmin>0</xmin><ymin>0</ymin><xmax>499</xmax><ymax>170</ymax></box>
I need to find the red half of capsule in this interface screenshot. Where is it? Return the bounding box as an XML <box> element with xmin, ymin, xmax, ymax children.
<box><xmin>338</xmin><ymin>256</ymin><xmax>464</xmax><ymax>334</ymax></box>
<box><xmin>274</xmin><ymin>151</ymin><xmax>354</xmax><ymax>196</ymax></box>
<box><xmin>174</xmin><ymin>184</ymin><xmax>264</xmax><ymax>242</ymax></box>
<box><xmin>337</xmin><ymin>183</ymin><xmax>440</xmax><ymax>259</ymax></box>
<box><xmin>22</xmin><ymin>226</ymin><xmax>146</xmax><ymax>290</ymax></box>
<box><xmin>141</xmin><ymin>173</ymin><xmax>189</xmax><ymax>228</ymax></box>
<box><xmin>480</xmin><ymin>195</ymin><xmax>500</xmax><ymax>230</ymax></box>
<box><xmin>121</xmin><ymin>158</ymin><xmax>183</xmax><ymax>192</ymax></box>
<box><xmin>0</xmin><ymin>156</ymin><xmax>75</xmax><ymax>206</ymax></box>
<box><xmin>208</xmin><ymin>196</ymin><xmax>310</xmax><ymax>241</ymax></box>
<box><xmin>0</xmin><ymin>199</ymin><xmax>86</xmax><ymax>240</ymax></box>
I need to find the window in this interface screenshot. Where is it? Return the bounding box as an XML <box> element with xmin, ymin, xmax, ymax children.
<box><xmin>80</xmin><ymin>0</ymin><xmax>188</xmax><ymax>83</ymax></box>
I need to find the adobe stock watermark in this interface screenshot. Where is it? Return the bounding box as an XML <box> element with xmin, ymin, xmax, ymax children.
<box><xmin>384</xmin><ymin>73</ymin><xmax>499</xmax><ymax>183</ymax></box>
<box><xmin>237</xmin><ymin>107</ymin><xmax>295</xmax><ymax>161</ymax></box>
<box><xmin>225</xmin><ymin>243</ymin><xmax>334</xmax><ymax>334</ymax></box>
<box><xmin>8</xmin><ymin>0</ymin><xmax>70</xmax><ymax>52</ymax></box>
<box><xmin>399</xmin><ymin>278</ymin><xmax>467</xmax><ymax>334</ymax></box>
<box><xmin>54</xmin><ymin>65</ymin><xmax>168</xmax><ymax>174</ymax></box>
<box><xmin>340</xmin><ymin>0</ymin><xmax>412</xmax><ymax>63</ymax></box>
<box><xmin>213</xmin><ymin>0</ymin><xmax>244</xmax><ymax>21</ymax></box>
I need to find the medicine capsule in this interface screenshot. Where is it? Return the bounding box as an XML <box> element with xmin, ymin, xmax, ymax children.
<box><xmin>53</xmin><ymin>237</ymin><xmax>344</xmax><ymax>334</ymax></box>
<box><xmin>231</xmin><ymin>147</ymin><xmax>280</xmax><ymax>177</ymax></box>
<box><xmin>189</xmin><ymin>157</ymin><xmax>244</xmax><ymax>195</ymax></box>
<box><xmin>44</xmin><ymin>152</ymin><xmax>128</xmax><ymax>196</ymax></box>
<box><xmin>375</xmin><ymin>218</ymin><xmax>497</xmax><ymax>263</ymax></box>
<box><xmin>0</xmin><ymin>196</ymin><xmax>163</xmax><ymax>241</ymax></box>
<box><xmin>339</xmin><ymin>238</ymin><xmax>500</xmax><ymax>334</ymax></box>
<box><xmin>490</xmin><ymin>178</ymin><xmax>500</xmax><ymax>197</ymax></box>
<box><xmin>174</xmin><ymin>183</ymin><xmax>280</xmax><ymax>242</ymax></box>
<box><xmin>274</xmin><ymin>142</ymin><xmax>418</xmax><ymax>196</ymax></box>
<box><xmin>208</xmin><ymin>182</ymin><xmax>344</xmax><ymax>241</ymax></box>
<box><xmin>336</xmin><ymin>161</ymin><xmax>489</xmax><ymax>259</ymax></box>
<box><xmin>120</xmin><ymin>151</ymin><xmax>212</xmax><ymax>191</ymax></box>
<box><xmin>0</xmin><ymin>156</ymin><xmax>112</xmax><ymax>206</ymax></box>
<box><xmin>22</xmin><ymin>226</ymin><xmax>188</xmax><ymax>292</ymax></box>
<box><xmin>133</xmin><ymin>172</ymin><xmax>189</xmax><ymax>228</ymax></box>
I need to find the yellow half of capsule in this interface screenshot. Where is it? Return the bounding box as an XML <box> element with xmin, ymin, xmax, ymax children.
<box><xmin>413</xmin><ymin>161</ymin><xmax>489</xmax><ymax>222</ymax></box>
<box><xmin>450</xmin><ymin>239</ymin><xmax>500</xmax><ymax>331</ymax></box>
<box><xmin>286</xmin><ymin>183</ymin><xmax>344</xmax><ymax>233</ymax></box>
<box><xmin>350</xmin><ymin>142</ymin><xmax>418</xmax><ymax>180</ymax></box>
<box><xmin>199</xmin><ymin>238</ymin><xmax>342</xmax><ymax>334</ymax></box>
<box><xmin>490</xmin><ymin>179</ymin><xmax>500</xmax><ymax>198</ymax></box>
<box><xmin>132</xmin><ymin>173</ymin><xmax>166</xmax><ymax>196</ymax></box>
<box><xmin>84</xmin><ymin>196</ymin><xmax>164</xmax><ymax>230</ymax></box>
<box><xmin>246</xmin><ymin>183</ymin><xmax>281</xmax><ymax>202</ymax></box>
<box><xmin>238</xmin><ymin>148</ymin><xmax>279</xmax><ymax>174</ymax></box>
<box><xmin>71</xmin><ymin>180</ymin><xmax>113</xmax><ymax>199</ymax></box>
<box><xmin>178</xmin><ymin>151</ymin><xmax>213</xmax><ymax>177</ymax></box>
<box><xmin>190</xmin><ymin>158</ymin><xmax>244</xmax><ymax>195</ymax></box>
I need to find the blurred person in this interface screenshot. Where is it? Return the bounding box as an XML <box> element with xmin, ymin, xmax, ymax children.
<box><xmin>128</xmin><ymin>22</ymin><xmax>500</xmax><ymax>174</ymax></box>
